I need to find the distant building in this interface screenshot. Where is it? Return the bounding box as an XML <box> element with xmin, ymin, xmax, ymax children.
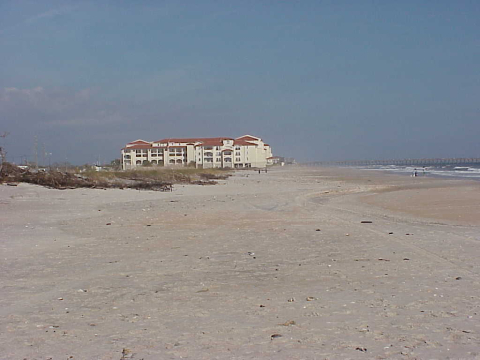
<box><xmin>121</xmin><ymin>135</ymin><xmax>273</xmax><ymax>170</ymax></box>
<box><xmin>267</xmin><ymin>156</ymin><xmax>296</xmax><ymax>166</ymax></box>
<box><xmin>267</xmin><ymin>156</ymin><xmax>282</xmax><ymax>165</ymax></box>
<box><xmin>282</xmin><ymin>157</ymin><xmax>296</xmax><ymax>165</ymax></box>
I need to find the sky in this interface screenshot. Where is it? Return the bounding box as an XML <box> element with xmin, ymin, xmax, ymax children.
<box><xmin>0</xmin><ymin>0</ymin><xmax>479</xmax><ymax>165</ymax></box>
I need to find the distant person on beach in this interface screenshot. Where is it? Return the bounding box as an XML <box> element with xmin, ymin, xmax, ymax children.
<box><xmin>413</xmin><ymin>169</ymin><xmax>418</xmax><ymax>177</ymax></box>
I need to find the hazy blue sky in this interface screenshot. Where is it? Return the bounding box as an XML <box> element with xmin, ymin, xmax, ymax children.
<box><xmin>1</xmin><ymin>0</ymin><xmax>479</xmax><ymax>164</ymax></box>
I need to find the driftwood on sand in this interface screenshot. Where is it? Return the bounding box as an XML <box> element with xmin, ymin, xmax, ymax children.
<box><xmin>0</xmin><ymin>163</ymin><xmax>173</xmax><ymax>191</ymax></box>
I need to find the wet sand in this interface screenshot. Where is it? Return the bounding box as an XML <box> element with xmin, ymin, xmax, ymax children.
<box><xmin>1</xmin><ymin>166</ymin><xmax>479</xmax><ymax>359</ymax></box>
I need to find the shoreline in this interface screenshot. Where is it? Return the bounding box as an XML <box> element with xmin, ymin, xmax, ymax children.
<box><xmin>336</xmin><ymin>164</ymin><xmax>480</xmax><ymax>182</ymax></box>
<box><xmin>305</xmin><ymin>166</ymin><xmax>480</xmax><ymax>226</ymax></box>
<box><xmin>1</xmin><ymin>166</ymin><xmax>479</xmax><ymax>359</ymax></box>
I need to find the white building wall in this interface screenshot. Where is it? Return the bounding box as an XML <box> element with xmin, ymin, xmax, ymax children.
<box><xmin>122</xmin><ymin>135</ymin><xmax>273</xmax><ymax>170</ymax></box>
<box><xmin>186</xmin><ymin>144</ymin><xmax>195</xmax><ymax>165</ymax></box>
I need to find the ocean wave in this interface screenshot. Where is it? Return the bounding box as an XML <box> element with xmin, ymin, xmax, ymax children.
<box><xmin>357</xmin><ymin>164</ymin><xmax>480</xmax><ymax>179</ymax></box>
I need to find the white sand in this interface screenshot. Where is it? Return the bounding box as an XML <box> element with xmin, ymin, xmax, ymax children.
<box><xmin>1</xmin><ymin>167</ymin><xmax>479</xmax><ymax>359</ymax></box>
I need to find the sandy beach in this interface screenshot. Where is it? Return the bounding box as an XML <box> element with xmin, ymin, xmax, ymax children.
<box><xmin>1</xmin><ymin>166</ymin><xmax>479</xmax><ymax>359</ymax></box>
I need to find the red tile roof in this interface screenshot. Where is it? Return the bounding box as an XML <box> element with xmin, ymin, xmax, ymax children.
<box><xmin>196</xmin><ymin>139</ymin><xmax>224</xmax><ymax>146</ymax></box>
<box><xmin>125</xmin><ymin>136</ymin><xmax>266</xmax><ymax>150</ymax></box>
<box><xmin>234</xmin><ymin>140</ymin><xmax>258</xmax><ymax>146</ymax></box>
<box><xmin>127</xmin><ymin>140</ymin><xmax>151</xmax><ymax>145</ymax></box>
<box><xmin>155</xmin><ymin>137</ymin><xmax>233</xmax><ymax>144</ymax></box>
<box><xmin>236</xmin><ymin>135</ymin><xmax>260</xmax><ymax>141</ymax></box>
<box><xmin>123</xmin><ymin>144</ymin><xmax>152</xmax><ymax>150</ymax></box>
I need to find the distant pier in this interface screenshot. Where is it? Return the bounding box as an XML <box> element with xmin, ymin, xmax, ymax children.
<box><xmin>304</xmin><ymin>158</ymin><xmax>480</xmax><ymax>167</ymax></box>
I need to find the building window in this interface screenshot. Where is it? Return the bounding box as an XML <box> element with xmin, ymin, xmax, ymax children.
<box><xmin>235</xmin><ymin>152</ymin><xmax>240</xmax><ymax>156</ymax></box>
<box><xmin>224</xmin><ymin>158</ymin><xmax>232</xmax><ymax>162</ymax></box>
<box><xmin>204</xmin><ymin>146</ymin><xmax>213</xmax><ymax>150</ymax></box>
<box><xmin>204</xmin><ymin>158</ymin><xmax>213</xmax><ymax>162</ymax></box>
<box><xmin>134</xmin><ymin>149</ymin><xmax>147</xmax><ymax>156</ymax></box>
<box><xmin>169</xmin><ymin>159</ymin><xmax>175</xmax><ymax>164</ymax></box>
<box><xmin>235</xmin><ymin>146</ymin><xmax>241</xmax><ymax>150</ymax></box>
<box><xmin>216</xmin><ymin>158</ymin><xmax>221</xmax><ymax>162</ymax></box>
<box><xmin>216</xmin><ymin>152</ymin><xmax>221</xmax><ymax>156</ymax></box>
<box><xmin>124</xmin><ymin>154</ymin><xmax>131</xmax><ymax>159</ymax></box>
<box><xmin>136</xmin><ymin>160</ymin><xmax>142</xmax><ymax>165</ymax></box>
<box><xmin>205</xmin><ymin>152</ymin><xmax>213</xmax><ymax>157</ymax></box>
<box><xmin>224</xmin><ymin>151</ymin><xmax>232</xmax><ymax>155</ymax></box>
<box><xmin>235</xmin><ymin>157</ymin><xmax>241</xmax><ymax>162</ymax></box>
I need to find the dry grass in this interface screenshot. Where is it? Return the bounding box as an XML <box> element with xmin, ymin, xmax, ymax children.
<box><xmin>82</xmin><ymin>167</ymin><xmax>232</xmax><ymax>184</ymax></box>
<box><xmin>0</xmin><ymin>163</ymin><xmax>232</xmax><ymax>191</ymax></box>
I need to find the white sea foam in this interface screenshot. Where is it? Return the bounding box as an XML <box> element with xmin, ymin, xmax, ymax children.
<box><xmin>356</xmin><ymin>164</ymin><xmax>480</xmax><ymax>179</ymax></box>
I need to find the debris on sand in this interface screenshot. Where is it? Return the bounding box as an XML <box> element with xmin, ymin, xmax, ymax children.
<box><xmin>0</xmin><ymin>163</ymin><xmax>173</xmax><ymax>191</ymax></box>
<box><xmin>190</xmin><ymin>180</ymin><xmax>217</xmax><ymax>185</ymax></box>
<box><xmin>279</xmin><ymin>320</ymin><xmax>296</xmax><ymax>326</ymax></box>
<box><xmin>198</xmin><ymin>172</ymin><xmax>230</xmax><ymax>180</ymax></box>
<box><xmin>121</xmin><ymin>348</ymin><xmax>132</xmax><ymax>359</ymax></box>
<box><xmin>1</xmin><ymin>162</ymin><xmax>235</xmax><ymax>191</ymax></box>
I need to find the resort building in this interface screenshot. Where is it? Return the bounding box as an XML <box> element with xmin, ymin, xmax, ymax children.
<box><xmin>121</xmin><ymin>135</ymin><xmax>273</xmax><ymax>170</ymax></box>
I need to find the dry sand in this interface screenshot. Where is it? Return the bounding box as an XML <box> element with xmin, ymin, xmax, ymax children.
<box><xmin>1</xmin><ymin>166</ymin><xmax>479</xmax><ymax>359</ymax></box>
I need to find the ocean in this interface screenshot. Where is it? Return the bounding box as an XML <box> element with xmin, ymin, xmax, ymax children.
<box><xmin>355</xmin><ymin>164</ymin><xmax>480</xmax><ymax>180</ymax></box>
